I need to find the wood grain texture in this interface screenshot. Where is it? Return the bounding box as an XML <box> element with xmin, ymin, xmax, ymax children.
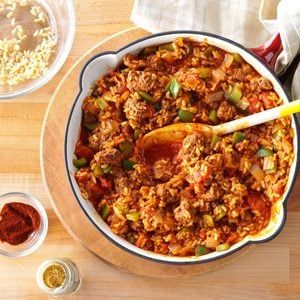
<box><xmin>0</xmin><ymin>0</ymin><xmax>299</xmax><ymax>298</ymax></box>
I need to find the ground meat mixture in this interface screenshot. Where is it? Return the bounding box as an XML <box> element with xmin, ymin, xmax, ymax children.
<box><xmin>94</xmin><ymin>148</ymin><xmax>122</xmax><ymax>166</ymax></box>
<box><xmin>217</xmin><ymin>101</ymin><xmax>236</xmax><ymax>121</ymax></box>
<box><xmin>123</xmin><ymin>54</ymin><xmax>146</xmax><ymax>70</ymax></box>
<box><xmin>174</xmin><ymin>200</ymin><xmax>194</xmax><ymax>227</ymax></box>
<box><xmin>126</xmin><ymin>70</ymin><xmax>160</xmax><ymax>92</ymax></box>
<box><xmin>123</xmin><ymin>97</ymin><xmax>148</xmax><ymax>127</ymax></box>
<box><xmin>73</xmin><ymin>38</ymin><xmax>294</xmax><ymax>257</ymax></box>
<box><xmin>153</xmin><ymin>158</ymin><xmax>176</xmax><ymax>182</ymax></box>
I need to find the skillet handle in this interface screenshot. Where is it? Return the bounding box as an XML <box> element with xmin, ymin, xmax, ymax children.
<box><xmin>250</xmin><ymin>33</ymin><xmax>282</xmax><ymax>71</ymax></box>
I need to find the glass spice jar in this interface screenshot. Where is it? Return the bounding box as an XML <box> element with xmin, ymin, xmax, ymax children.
<box><xmin>36</xmin><ymin>258</ymin><xmax>81</xmax><ymax>297</ymax></box>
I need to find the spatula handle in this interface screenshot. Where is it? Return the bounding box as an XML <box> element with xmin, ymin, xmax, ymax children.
<box><xmin>279</xmin><ymin>100</ymin><xmax>300</xmax><ymax>117</ymax></box>
<box><xmin>214</xmin><ymin>100</ymin><xmax>300</xmax><ymax>136</ymax></box>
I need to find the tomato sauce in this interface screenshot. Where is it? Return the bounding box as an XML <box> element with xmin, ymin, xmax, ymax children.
<box><xmin>142</xmin><ymin>142</ymin><xmax>182</xmax><ymax>164</ymax></box>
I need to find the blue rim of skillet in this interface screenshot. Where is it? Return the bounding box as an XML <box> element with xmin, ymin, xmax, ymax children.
<box><xmin>65</xmin><ymin>30</ymin><xmax>300</xmax><ymax>265</ymax></box>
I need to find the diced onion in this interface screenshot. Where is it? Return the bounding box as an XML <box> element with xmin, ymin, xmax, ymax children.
<box><xmin>216</xmin><ymin>243</ymin><xmax>230</xmax><ymax>252</ymax></box>
<box><xmin>249</xmin><ymin>163</ymin><xmax>265</xmax><ymax>181</ymax></box>
<box><xmin>102</xmin><ymin>119</ymin><xmax>119</xmax><ymax>134</ymax></box>
<box><xmin>214</xmin><ymin>205</ymin><xmax>227</xmax><ymax>221</ymax></box>
<box><xmin>113</xmin><ymin>205</ymin><xmax>125</xmax><ymax>220</ymax></box>
<box><xmin>234</xmin><ymin>68</ymin><xmax>245</xmax><ymax>81</ymax></box>
<box><xmin>237</xmin><ymin>98</ymin><xmax>250</xmax><ymax>110</ymax></box>
<box><xmin>222</xmin><ymin>54</ymin><xmax>234</xmax><ymax>69</ymax></box>
<box><xmin>126</xmin><ymin>211</ymin><xmax>140</xmax><ymax>222</ymax></box>
<box><xmin>263</xmin><ymin>157</ymin><xmax>276</xmax><ymax>174</ymax></box>
<box><xmin>168</xmin><ymin>243</ymin><xmax>181</xmax><ymax>254</ymax></box>
<box><xmin>203</xmin><ymin>214</ymin><xmax>214</xmax><ymax>227</ymax></box>
<box><xmin>212</xmin><ymin>68</ymin><xmax>226</xmax><ymax>82</ymax></box>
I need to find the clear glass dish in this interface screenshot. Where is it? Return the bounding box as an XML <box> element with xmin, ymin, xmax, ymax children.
<box><xmin>0</xmin><ymin>192</ymin><xmax>48</xmax><ymax>257</ymax></box>
<box><xmin>0</xmin><ymin>0</ymin><xmax>75</xmax><ymax>100</ymax></box>
<box><xmin>36</xmin><ymin>258</ymin><xmax>82</xmax><ymax>296</ymax></box>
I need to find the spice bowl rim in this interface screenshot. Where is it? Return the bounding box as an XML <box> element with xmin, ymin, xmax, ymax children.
<box><xmin>0</xmin><ymin>192</ymin><xmax>48</xmax><ymax>257</ymax></box>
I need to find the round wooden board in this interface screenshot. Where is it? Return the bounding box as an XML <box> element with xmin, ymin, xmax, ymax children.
<box><xmin>41</xmin><ymin>27</ymin><xmax>251</xmax><ymax>277</ymax></box>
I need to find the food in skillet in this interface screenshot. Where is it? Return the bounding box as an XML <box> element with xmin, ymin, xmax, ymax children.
<box><xmin>73</xmin><ymin>38</ymin><xmax>294</xmax><ymax>256</ymax></box>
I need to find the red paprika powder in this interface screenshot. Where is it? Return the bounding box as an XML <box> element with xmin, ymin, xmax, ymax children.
<box><xmin>0</xmin><ymin>202</ymin><xmax>41</xmax><ymax>245</ymax></box>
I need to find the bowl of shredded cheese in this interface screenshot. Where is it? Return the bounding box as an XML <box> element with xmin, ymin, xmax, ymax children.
<box><xmin>0</xmin><ymin>0</ymin><xmax>75</xmax><ymax>99</ymax></box>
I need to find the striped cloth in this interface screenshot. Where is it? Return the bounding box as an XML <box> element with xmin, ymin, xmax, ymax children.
<box><xmin>131</xmin><ymin>0</ymin><xmax>300</xmax><ymax>99</ymax></box>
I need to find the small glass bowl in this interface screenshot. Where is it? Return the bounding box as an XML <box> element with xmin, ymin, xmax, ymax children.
<box><xmin>0</xmin><ymin>0</ymin><xmax>75</xmax><ymax>100</ymax></box>
<box><xmin>0</xmin><ymin>192</ymin><xmax>48</xmax><ymax>257</ymax></box>
<box><xmin>36</xmin><ymin>258</ymin><xmax>82</xmax><ymax>296</ymax></box>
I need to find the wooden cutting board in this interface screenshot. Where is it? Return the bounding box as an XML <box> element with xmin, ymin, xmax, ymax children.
<box><xmin>41</xmin><ymin>26</ymin><xmax>282</xmax><ymax>277</ymax></box>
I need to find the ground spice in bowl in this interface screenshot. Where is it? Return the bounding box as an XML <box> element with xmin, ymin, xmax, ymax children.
<box><xmin>42</xmin><ymin>264</ymin><xmax>66</xmax><ymax>288</ymax></box>
<box><xmin>36</xmin><ymin>258</ymin><xmax>82</xmax><ymax>296</ymax></box>
<box><xmin>0</xmin><ymin>202</ymin><xmax>41</xmax><ymax>245</ymax></box>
